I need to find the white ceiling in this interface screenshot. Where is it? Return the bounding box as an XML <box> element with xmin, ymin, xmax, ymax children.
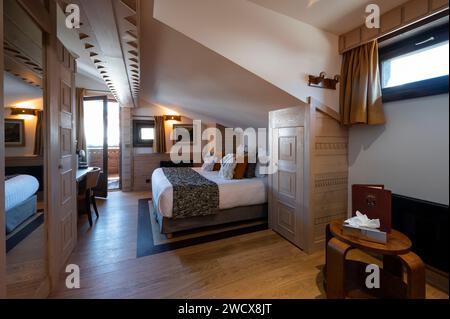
<box><xmin>248</xmin><ymin>0</ymin><xmax>409</xmax><ymax>35</ymax></box>
<box><xmin>140</xmin><ymin>0</ymin><xmax>301</xmax><ymax>128</ymax></box>
<box><xmin>3</xmin><ymin>72</ymin><xmax>43</xmax><ymax>106</ymax></box>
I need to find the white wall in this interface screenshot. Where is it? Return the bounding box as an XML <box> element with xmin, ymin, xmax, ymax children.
<box><xmin>153</xmin><ymin>0</ymin><xmax>341</xmax><ymax>112</ymax></box>
<box><xmin>349</xmin><ymin>94</ymin><xmax>449</xmax><ymax>205</ymax></box>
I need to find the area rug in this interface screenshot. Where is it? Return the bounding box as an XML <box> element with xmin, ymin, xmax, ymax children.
<box><xmin>137</xmin><ymin>199</ymin><xmax>267</xmax><ymax>258</ymax></box>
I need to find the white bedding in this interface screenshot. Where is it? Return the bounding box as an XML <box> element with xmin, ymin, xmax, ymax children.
<box><xmin>5</xmin><ymin>175</ymin><xmax>39</xmax><ymax>211</ymax></box>
<box><xmin>152</xmin><ymin>167</ymin><xmax>267</xmax><ymax>218</ymax></box>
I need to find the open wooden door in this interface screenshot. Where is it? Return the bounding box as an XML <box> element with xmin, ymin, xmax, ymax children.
<box><xmin>46</xmin><ymin>1</ymin><xmax>77</xmax><ymax>288</ymax></box>
<box><xmin>0</xmin><ymin>0</ymin><xmax>7</xmax><ymax>299</ymax></box>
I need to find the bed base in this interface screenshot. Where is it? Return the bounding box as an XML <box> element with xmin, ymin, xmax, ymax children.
<box><xmin>153</xmin><ymin>201</ymin><xmax>268</xmax><ymax>236</ymax></box>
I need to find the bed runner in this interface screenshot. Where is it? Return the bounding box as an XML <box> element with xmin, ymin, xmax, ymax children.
<box><xmin>162</xmin><ymin>167</ymin><xmax>219</xmax><ymax>219</ymax></box>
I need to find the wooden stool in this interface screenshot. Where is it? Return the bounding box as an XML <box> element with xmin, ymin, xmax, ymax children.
<box><xmin>325</xmin><ymin>221</ymin><xmax>425</xmax><ymax>299</ymax></box>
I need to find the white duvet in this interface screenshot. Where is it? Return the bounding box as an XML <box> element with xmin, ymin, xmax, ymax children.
<box><xmin>152</xmin><ymin>167</ymin><xmax>267</xmax><ymax>218</ymax></box>
<box><xmin>5</xmin><ymin>175</ymin><xmax>39</xmax><ymax>211</ymax></box>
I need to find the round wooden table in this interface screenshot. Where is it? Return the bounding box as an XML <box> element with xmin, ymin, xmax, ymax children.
<box><xmin>325</xmin><ymin>221</ymin><xmax>425</xmax><ymax>299</ymax></box>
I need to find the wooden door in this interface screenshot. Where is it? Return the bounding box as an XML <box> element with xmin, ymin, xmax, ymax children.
<box><xmin>270</xmin><ymin>126</ymin><xmax>305</xmax><ymax>249</ymax></box>
<box><xmin>46</xmin><ymin>1</ymin><xmax>77</xmax><ymax>287</ymax></box>
<box><xmin>0</xmin><ymin>0</ymin><xmax>6</xmax><ymax>299</ymax></box>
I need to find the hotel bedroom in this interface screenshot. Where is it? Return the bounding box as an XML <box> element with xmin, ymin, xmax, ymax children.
<box><xmin>0</xmin><ymin>0</ymin><xmax>449</xmax><ymax>303</ymax></box>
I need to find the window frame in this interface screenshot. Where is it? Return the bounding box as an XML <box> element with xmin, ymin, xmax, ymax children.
<box><xmin>379</xmin><ymin>22</ymin><xmax>449</xmax><ymax>103</ymax></box>
<box><xmin>133</xmin><ymin>120</ymin><xmax>155</xmax><ymax>148</ymax></box>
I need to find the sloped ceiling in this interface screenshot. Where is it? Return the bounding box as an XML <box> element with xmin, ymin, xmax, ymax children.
<box><xmin>248</xmin><ymin>0</ymin><xmax>410</xmax><ymax>35</ymax></box>
<box><xmin>139</xmin><ymin>0</ymin><xmax>301</xmax><ymax>128</ymax></box>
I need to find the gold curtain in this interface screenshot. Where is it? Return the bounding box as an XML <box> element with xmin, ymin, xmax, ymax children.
<box><xmin>154</xmin><ymin>116</ymin><xmax>166</xmax><ymax>153</ymax></box>
<box><xmin>33</xmin><ymin>111</ymin><xmax>43</xmax><ymax>156</ymax></box>
<box><xmin>340</xmin><ymin>41</ymin><xmax>386</xmax><ymax>126</ymax></box>
<box><xmin>76</xmin><ymin>88</ymin><xmax>87</xmax><ymax>153</ymax></box>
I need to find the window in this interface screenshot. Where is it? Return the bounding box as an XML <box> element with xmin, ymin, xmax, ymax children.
<box><xmin>379</xmin><ymin>22</ymin><xmax>449</xmax><ymax>102</ymax></box>
<box><xmin>133</xmin><ymin>120</ymin><xmax>155</xmax><ymax>147</ymax></box>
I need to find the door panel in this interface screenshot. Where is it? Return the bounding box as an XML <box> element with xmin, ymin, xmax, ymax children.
<box><xmin>58</xmin><ymin>43</ymin><xmax>77</xmax><ymax>264</ymax></box>
<box><xmin>271</xmin><ymin>126</ymin><xmax>304</xmax><ymax>248</ymax></box>
<box><xmin>47</xmin><ymin>32</ymin><xmax>77</xmax><ymax>287</ymax></box>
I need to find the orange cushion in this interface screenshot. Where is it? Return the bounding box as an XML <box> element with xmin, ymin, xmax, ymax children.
<box><xmin>213</xmin><ymin>163</ymin><xmax>221</xmax><ymax>171</ymax></box>
<box><xmin>233</xmin><ymin>155</ymin><xmax>248</xmax><ymax>179</ymax></box>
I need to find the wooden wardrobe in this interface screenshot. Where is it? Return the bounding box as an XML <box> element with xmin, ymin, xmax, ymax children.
<box><xmin>268</xmin><ymin>98</ymin><xmax>349</xmax><ymax>253</ymax></box>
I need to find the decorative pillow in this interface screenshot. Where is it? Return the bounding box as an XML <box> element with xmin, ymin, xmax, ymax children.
<box><xmin>213</xmin><ymin>163</ymin><xmax>221</xmax><ymax>171</ymax></box>
<box><xmin>201</xmin><ymin>155</ymin><xmax>218</xmax><ymax>171</ymax></box>
<box><xmin>219</xmin><ymin>154</ymin><xmax>237</xmax><ymax>180</ymax></box>
<box><xmin>233</xmin><ymin>155</ymin><xmax>248</xmax><ymax>179</ymax></box>
<box><xmin>244</xmin><ymin>163</ymin><xmax>257</xmax><ymax>178</ymax></box>
<box><xmin>255</xmin><ymin>154</ymin><xmax>270</xmax><ymax>178</ymax></box>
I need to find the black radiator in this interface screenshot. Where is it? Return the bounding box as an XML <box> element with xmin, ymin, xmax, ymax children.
<box><xmin>392</xmin><ymin>194</ymin><xmax>449</xmax><ymax>273</ymax></box>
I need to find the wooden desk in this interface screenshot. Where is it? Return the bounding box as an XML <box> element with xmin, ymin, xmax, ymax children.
<box><xmin>325</xmin><ymin>221</ymin><xmax>425</xmax><ymax>299</ymax></box>
<box><xmin>76</xmin><ymin>167</ymin><xmax>94</xmax><ymax>182</ymax></box>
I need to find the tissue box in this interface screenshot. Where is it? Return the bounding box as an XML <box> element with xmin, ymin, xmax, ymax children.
<box><xmin>342</xmin><ymin>223</ymin><xmax>387</xmax><ymax>244</ymax></box>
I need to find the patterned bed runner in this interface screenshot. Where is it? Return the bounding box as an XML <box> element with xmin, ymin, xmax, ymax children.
<box><xmin>162</xmin><ymin>167</ymin><xmax>219</xmax><ymax>219</ymax></box>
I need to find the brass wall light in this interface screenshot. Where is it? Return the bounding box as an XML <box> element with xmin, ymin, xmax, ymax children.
<box><xmin>164</xmin><ymin>115</ymin><xmax>181</xmax><ymax>121</ymax></box>
<box><xmin>9</xmin><ymin>107</ymin><xmax>38</xmax><ymax>116</ymax></box>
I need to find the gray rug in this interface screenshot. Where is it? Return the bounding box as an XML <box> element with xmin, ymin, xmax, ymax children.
<box><xmin>137</xmin><ymin>199</ymin><xmax>267</xmax><ymax>258</ymax></box>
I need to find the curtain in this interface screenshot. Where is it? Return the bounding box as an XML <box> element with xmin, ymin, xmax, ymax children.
<box><xmin>76</xmin><ymin>88</ymin><xmax>87</xmax><ymax>153</ymax></box>
<box><xmin>33</xmin><ymin>111</ymin><xmax>43</xmax><ymax>156</ymax></box>
<box><xmin>153</xmin><ymin>116</ymin><xmax>166</xmax><ymax>153</ymax></box>
<box><xmin>340</xmin><ymin>40</ymin><xmax>386</xmax><ymax>126</ymax></box>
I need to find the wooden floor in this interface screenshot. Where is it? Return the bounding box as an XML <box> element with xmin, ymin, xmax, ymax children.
<box><xmin>50</xmin><ymin>191</ymin><xmax>448</xmax><ymax>299</ymax></box>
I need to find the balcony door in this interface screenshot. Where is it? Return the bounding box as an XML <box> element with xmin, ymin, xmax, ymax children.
<box><xmin>84</xmin><ymin>96</ymin><xmax>108</xmax><ymax>198</ymax></box>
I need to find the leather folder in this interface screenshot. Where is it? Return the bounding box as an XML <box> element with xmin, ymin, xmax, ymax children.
<box><xmin>352</xmin><ymin>184</ymin><xmax>392</xmax><ymax>232</ymax></box>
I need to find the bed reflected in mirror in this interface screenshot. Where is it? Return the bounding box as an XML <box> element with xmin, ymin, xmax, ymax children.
<box><xmin>3</xmin><ymin>0</ymin><xmax>48</xmax><ymax>298</ymax></box>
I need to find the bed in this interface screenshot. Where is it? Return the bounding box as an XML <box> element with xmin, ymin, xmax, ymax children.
<box><xmin>151</xmin><ymin>167</ymin><xmax>268</xmax><ymax>236</ymax></box>
<box><xmin>5</xmin><ymin>175</ymin><xmax>40</xmax><ymax>234</ymax></box>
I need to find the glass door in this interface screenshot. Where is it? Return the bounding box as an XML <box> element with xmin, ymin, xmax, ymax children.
<box><xmin>83</xmin><ymin>96</ymin><xmax>108</xmax><ymax>198</ymax></box>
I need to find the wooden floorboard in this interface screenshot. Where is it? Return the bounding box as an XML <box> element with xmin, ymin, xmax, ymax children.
<box><xmin>50</xmin><ymin>191</ymin><xmax>448</xmax><ymax>299</ymax></box>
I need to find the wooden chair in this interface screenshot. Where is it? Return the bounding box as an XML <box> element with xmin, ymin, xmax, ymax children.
<box><xmin>78</xmin><ymin>167</ymin><xmax>101</xmax><ymax>227</ymax></box>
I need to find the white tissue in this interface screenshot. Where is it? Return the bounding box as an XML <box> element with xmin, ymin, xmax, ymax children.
<box><xmin>344</xmin><ymin>211</ymin><xmax>380</xmax><ymax>229</ymax></box>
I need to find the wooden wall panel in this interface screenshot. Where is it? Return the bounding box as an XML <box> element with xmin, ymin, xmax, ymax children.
<box><xmin>339</xmin><ymin>0</ymin><xmax>449</xmax><ymax>53</ymax></box>
<box><xmin>133</xmin><ymin>153</ymin><xmax>170</xmax><ymax>192</ymax></box>
<box><xmin>120</xmin><ymin>107</ymin><xmax>133</xmax><ymax>191</ymax></box>
<box><xmin>404</xmin><ymin>0</ymin><xmax>430</xmax><ymax>23</ymax></box>
<box><xmin>380</xmin><ymin>7</ymin><xmax>403</xmax><ymax>33</ymax></box>
<box><xmin>269</xmin><ymin>98</ymin><xmax>348</xmax><ymax>253</ymax></box>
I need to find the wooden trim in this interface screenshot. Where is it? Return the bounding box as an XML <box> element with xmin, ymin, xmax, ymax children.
<box><xmin>5</xmin><ymin>155</ymin><xmax>44</xmax><ymax>167</ymax></box>
<box><xmin>339</xmin><ymin>0</ymin><xmax>449</xmax><ymax>53</ymax></box>
<box><xmin>0</xmin><ymin>0</ymin><xmax>7</xmax><ymax>299</ymax></box>
<box><xmin>308</xmin><ymin>97</ymin><xmax>341</xmax><ymax>123</ymax></box>
<box><xmin>17</xmin><ymin>0</ymin><xmax>51</xmax><ymax>34</ymax></box>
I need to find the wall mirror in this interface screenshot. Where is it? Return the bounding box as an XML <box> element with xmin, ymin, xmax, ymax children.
<box><xmin>3</xmin><ymin>0</ymin><xmax>48</xmax><ymax>298</ymax></box>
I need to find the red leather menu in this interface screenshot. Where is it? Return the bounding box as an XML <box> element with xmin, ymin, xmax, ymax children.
<box><xmin>352</xmin><ymin>184</ymin><xmax>392</xmax><ymax>233</ymax></box>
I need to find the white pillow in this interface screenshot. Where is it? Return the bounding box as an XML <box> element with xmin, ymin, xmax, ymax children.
<box><xmin>255</xmin><ymin>154</ymin><xmax>270</xmax><ymax>178</ymax></box>
<box><xmin>219</xmin><ymin>154</ymin><xmax>237</xmax><ymax>180</ymax></box>
<box><xmin>201</xmin><ymin>155</ymin><xmax>218</xmax><ymax>171</ymax></box>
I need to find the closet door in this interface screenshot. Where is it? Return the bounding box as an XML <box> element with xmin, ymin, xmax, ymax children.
<box><xmin>270</xmin><ymin>126</ymin><xmax>304</xmax><ymax>249</ymax></box>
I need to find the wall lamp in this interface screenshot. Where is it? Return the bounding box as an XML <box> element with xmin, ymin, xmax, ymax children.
<box><xmin>9</xmin><ymin>107</ymin><xmax>38</xmax><ymax>116</ymax></box>
<box><xmin>164</xmin><ymin>115</ymin><xmax>181</xmax><ymax>121</ymax></box>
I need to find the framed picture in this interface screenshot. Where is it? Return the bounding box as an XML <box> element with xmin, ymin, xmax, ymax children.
<box><xmin>173</xmin><ymin>124</ymin><xmax>194</xmax><ymax>144</ymax></box>
<box><xmin>4</xmin><ymin>119</ymin><xmax>25</xmax><ymax>147</ymax></box>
